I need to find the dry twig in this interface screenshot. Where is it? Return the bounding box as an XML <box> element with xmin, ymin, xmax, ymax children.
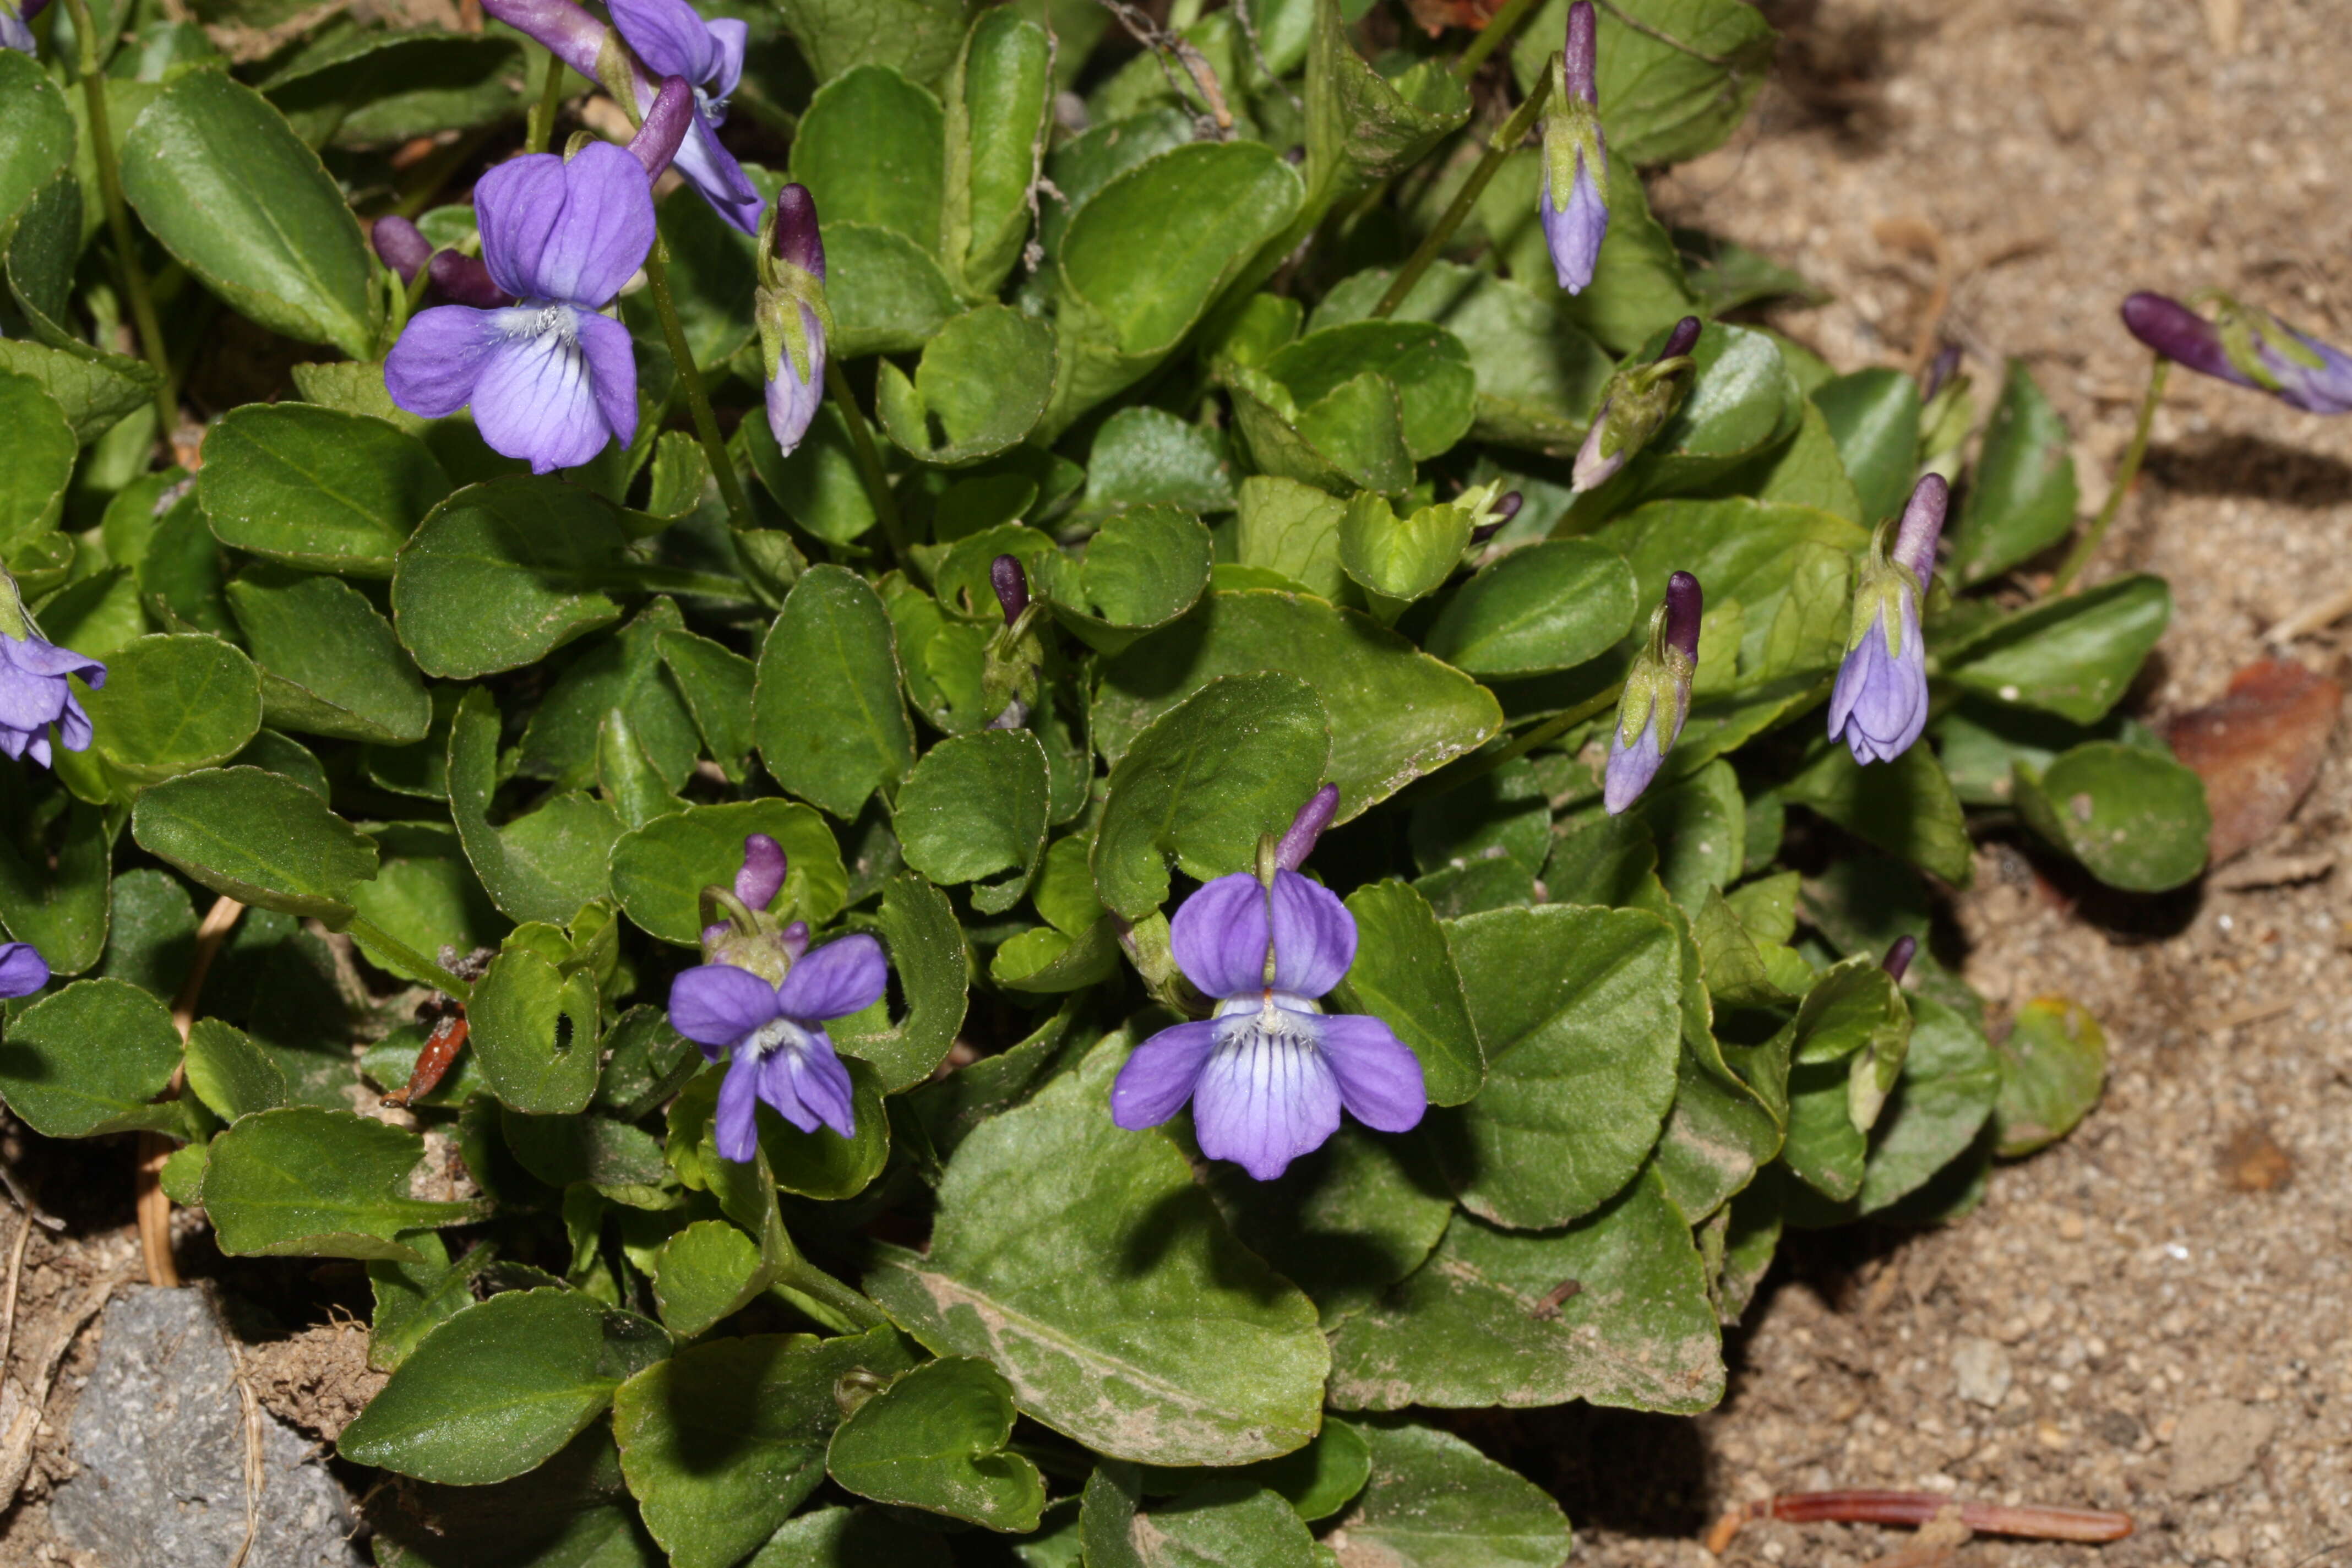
<box><xmin>138</xmin><ymin>895</ymin><xmax>247</xmax><ymax>1289</ymax></box>
<box><xmin>1706</xmin><ymin>1489</ymin><xmax>2134</xmax><ymax>1554</ymax></box>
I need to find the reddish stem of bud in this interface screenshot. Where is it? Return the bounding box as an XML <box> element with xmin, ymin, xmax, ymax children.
<box><xmin>1661</xmin><ymin>571</ymin><xmax>1702</xmax><ymax>662</ymax></box>
<box><xmin>1882</xmin><ymin>934</ymin><xmax>1917</xmax><ymax>982</ymax></box>
<box><xmin>991</xmin><ymin>555</ymin><xmax>1030</xmax><ymax>626</ymax></box>
<box><xmin>1275</xmin><ymin>784</ymin><xmax>1340</xmax><ymax>872</ymax></box>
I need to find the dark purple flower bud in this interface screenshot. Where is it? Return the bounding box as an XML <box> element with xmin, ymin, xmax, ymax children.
<box><xmin>1603</xmin><ymin>571</ymin><xmax>1700</xmax><ymax>814</ymax></box>
<box><xmin>1921</xmin><ymin>342</ymin><xmax>1962</xmax><ymax>401</ymax></box>
<box><xmin>372</xmin><ymin>216</ymin><xmax>432</xmax><ymax>285</ymax></box>
<box><xmin>758</xmin><ymin>184</ymin><xmax>830</xmax><ymax>456</ymax></box>
<box><xmin>0</xmin><ymin>943</ymin><xmax>48</xmax><ymax>1000</ymax></box>
<box><xmin>1469</xmin><ymin>490</ymin><xmax>1523</xmax><ymax>546</ymax></box>
<box><xmin>1659</xmin><ymin>315</ymin><xmax>1702</xmax><ymax>361</ymax></box>
<box><xmin>1574</xmin><ymin>323</ymin><xmax>1702</xmax><ymax>494</ymax></box>
<box><xmin>1275</xmin><ymin>783</ymin><xmax>1340</xmax><ymax>872</ymax></box>
<box><xmin>0</xmin><ymin>569</ymin><xmax>104</xmax><ymax>770</ymax></box>
<box><xmin>1882</xmin><ymin>934</ymin><xmax>1917</xmax><ymax>983</ymax></box>
<box><xmin>990</xmin><ymin>554</ymin><xmax>1029</xmax><ymax>627</ymax></box>
<box><xmin>769</xmin><ymin>183</ymin><xmax>826</xmax><ymax>283</ymax></box>
<box><xmin>666</xmin><ymin>933</ymin><xmax>890</xmax><ymax>1158</ymax></box>
<box><xmin>2122</xmin><ymin>290</ymin><xmax>2352</xmax><ymax>415</ymax></box>
<box><xmin>733</xmin><ymin>832</ymin><xmax>786</xmax><ymax>912</ymax></box>
<box><xmin>385</xmin><ymin>143</ymin><xmax>652</xmax><ymax>473</ymax></box>
<box><xmin>627</xmin><ymin>74</ymin><xmax>695</xmax><ymax>180</ymax></box>
<box><xmin>1540</xmin><ymin>2</ymin><xmax>1608</xmax><ymax>295</ymax></box>
<box><xmin>1109</xmin><ymin>870</ymin><xmax>1424</xmax><ymax>1180</ymax></box>
<box><xmin>1828</xmin><ymin>475</ymin><xmax>1946</xmax><ymax>765</ymax></box>
<box><xmin>424</xmin><ymin>249</ymin><xmax>515</xmax><ymax>309</ymax></box>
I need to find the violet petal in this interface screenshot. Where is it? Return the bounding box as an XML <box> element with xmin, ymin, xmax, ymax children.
<box><xmin>1317</xmin><ymin>1012</ymin><xmax>1427</xmax><ymax>1133</ymax></box>
<box><xmin>1167</xmin><ymin>872</ymin><xmax>1270</xmax><ymax>1000</ymax></box>
<box><xmin>1190</xmin><ymin>1015</ymin><xmax>1342</xmax><ymax>1182</ymax></box>
<box><xmin>773</xmin><ymin>933</ymin><xmax>888</xmax><ymax>1022</ymax></box>
<box><xmin>1109</xmin><ymin>1018</ymin><xmax>1218</xmax><ymax>1130</ymax></box>
<box><xmin>1266</xmin><ymin>869</ymin><xmax>1354</xmax><ymax>999</ymax></box>
<box><xmin>667</xmin><ymin>961</ymin><xmax>781</xmax><ymax>1046</ymax></box>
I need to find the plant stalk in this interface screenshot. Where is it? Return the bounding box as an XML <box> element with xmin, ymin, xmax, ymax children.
<box><xmin>823</xmin><ymin>358</ymin><xmax>911</xmax><ymax>571</ymax></box>
<box><xmin>1408</xmin><ymin>679</ymin><xmax>1624</xmax><ymax>804</ymax></box>
<box><xmin>346</xmin><ymin>916</ymin><xmax>477</xmax><ymax>1003</ymax></box>
<box><xmin>525</xmin><ymin>44</ymin><xmax>567</xmax><ymax>155</ymax></box>
<box><xmin>2048</xmin><ymin>355</ymin><xmax>2166</xmax><ymax>595</ymax></box>
<box><xmin>1371</xmin><ymin>70</ymin><xmax>1554</xmax><ymax>319</ymax></box>
<box><xmin>641</xmin><ymin>239</ymin><xmax>756</xmax><ymax>533</ymax></box>
<box><xmin>62</xmin><ymin>0</ymin><xmax>175</xmax><ymax>434</ymax></box>
<box><xmin>1454</xmin><ymin>0</ymin><xmax>1545</xmax><ymax>79</ymax></box>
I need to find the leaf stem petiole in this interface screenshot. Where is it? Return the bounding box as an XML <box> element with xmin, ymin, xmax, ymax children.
<box><xmin>2047</xmin><ymin>354</ymin><xmax>2166</xmax><ymax>595</ymax></box>
<box><xmin>1453</xmin><ymin>0</ymin><xmax>1545</xmax><ymax>79</ymax></box>
<box><xmin>60</xmin><ymin>0</ymin><xmax>176</xmax><ymax>435</ymax></box>
<box><xmin>346</xmin><ymin>916</ymin><xmax>476</xmax><ymax>1002</ymax></box>
<box><xmin>1371</xmin><ymin>69</ymin><xmax>1554</xmax><ymax>320</ymax></box>
<box><xmin>641</xmin><ymin>238</ymin><xmax>757</xmax><ymax>535</ymax></box>
<box><xmin>823</xmin><ymin>358</ymin><xmax>912</xmax><ymax>575</ymax></box>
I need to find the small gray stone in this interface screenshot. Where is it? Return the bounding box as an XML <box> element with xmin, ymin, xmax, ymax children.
<box><xmin>2167</xmin><ymin>1398</ymin><xmax>2277</xmax><ymax>1498</ymax></box>
<box><xmin>1951</xmin><ymin>1335</ymin><xmax>2012</xmax><ymax>1408</ymax></box>
<box><xmin>50</xmin><ymin>1286</ymin><xmax>365</xmax><ymax>1568</ymax></box>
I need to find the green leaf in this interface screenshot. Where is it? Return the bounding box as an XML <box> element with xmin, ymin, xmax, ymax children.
<box><xmin>0</xmin><ymin>338</ymin><xmax>158</xmax><ymax>446</ymax></box>
<box><xmin>1326</xmin><ymin>1168</ymin><xmax>1723</xmax><ymax>1413</ymax></box>
<box><xmin>118</xmin><ymin>71</ymin><xmax>376</xmax><ymax>358</ymax></box>
<box><xmin>447</xmin><ymin>689</ymin><xmax>627</xmax><ymax>927</ymax></box>
<box><xmin>1855</xmin><ymin>994</ymin><xmax>1999</xmax><ymax>1213</ymax></box>
<box><xmin>0</xmin><ymin>52</ymin><xmax>76</xmax><ymax>248</ymax></box>
<box><xmin>83</xmin><ymin>633</ymin><xmax>264</xmax><ymax>787</ymax></box>
<box><xmin>1640</xmin><ymin>758</ymin><xmax>1746</xmax><ymax>912</ymax></box>
<box><xmin>206</xmin><ymin>1107</ymin><xmax>476</xmax><ymax>1260</ymax></box>
<box><xmin>1081</xmin><ymin>1470</ymin><xmax>1319</xmax><ymax>1568</ymax></box>
<box><xmin>227</xmin><ymin>569</ymin><xmax>432</xmax><ymax>744</ymax></box>
<box><xmin>822</xmin><ymin>222</ymin><xmax>962</xmax><ymax>358</ymax></box>
<box><xmin>944</xmin><ymin>9</ymin><xmax>1052</xmax><ymax>296</ymax></box>
<box><xmin>1232</xmin><ymin>476</ymin><xmax>1346</xmax><ymax>599</ymax></box>
<box><xmin>894</xmin><ymin>731</ymin><xmax>1050</xmax><ymax>906</ymax></box>
<box><xmin>878</xmin><ymin>304</ymin><xmax>1055</xmax><ymax>466</ymax></box>
<box><xmin>1778</xmin><ymin>736</ymin><xmax>1974</xmax><ymax>887</ymax></box>
<box><xmin>1329</xmin><ymin>1417</ymin><xmax>1575</xmax><ymax>1568</ymax></box>
<box><xmin>1091</xmin><ymin>672</ymin><xmax>1330</xmax><ymax>920</ymax></box>
<box><xmin>132</xmin><ymin>766</ymin><xmax>378</xmax><ymax>924</ymax></box>
<box><xmin>469</xmin><ymin>929</ymin><xmax>603</xmax><ymax>1114</ymax></box>
<box><xmin>0</xmin><ymin>790</ymin><xmax>110</xmax><ymax>977</ymax></box>
<box><xmin>1207</xmin><ymin>1124</ymin><xmax>1452</xmax><ymax>1327</ymax></box>
<box><xmin>1812</xmin><ymin>368</ymin><xmax>1923</xmax><ymax>526</ymax></box>
<box><xmin>1994</xmin><ymin>995</ymin><xmax>2106</xmax><ymax>1156</ymax></box>
<box><xmin>659</xmin><ymin>628</ymin><xmax>759</xmax><ymax>781</ymax></box>
<box><xmin>1036</xmin><ymin>503</ymin><xmax>1214</xmax><ymax>658</ymax></box>
<box><xmin>1942</xmin><ymin>573</ymin><xmax>2170</xmax><ymax>724</ymax></box>
<box><xmin>1433</xmin><ymin>905</ymin><xmax>1684</xmax><ymax>1228</ymax></box>
<box><xmin>340</xmin><ymin>1288</ymin><xmax>671</xmax><ymax>1484</ymax></box>
<box><xmin>367</xmin><ymin>1232</ymin><xmax>486</xmax><ymax>1374</ymax></box>
<box><xmin>1335</xmin><ymin>880</ymin><xmax>1483</xmax><ymax>1108</ymax></box>
<box><xmin>1513</xmin><ymin>0</ymin><xmax>1776</xmax><ymax>167</ymax></box>
<box><xmin>1591</xmin><ymin>495</ymin><xmax>1866</xmax><ymax>678</ymax></box>
<box><xmin>198</xmin><ymin>404</ymin><xmax>451</xmax><ymax>576</ymax></box>
<box><xmin>749</xmin><ymin>1506</ymin><xmax>948</xmax><ymax>1566</ymax></box>
<box><xmin>1084</xmin><ymin>408</ymin><xmax>1235</xmax><ymax>519</ymax></box>
<box><xmin>1228</xmin><ymin>363</ymin><xmax>1413</xmax><ymax>496</ymax></box>
<box><xmin>754</xmin><ymin>565</ymin><xmax>916</xmax><ymax>820</ymax></box>
<box><xmin>1339</xmin><ymin>493</ymin><xmax>1472</xmax><ymax>618</ymax></box>
<box><xmin>609</xmin><ymin>799</ymin><xmax>847</xmax><ymax>945</ymax></box>
<box><xmin>393</xmin><ymin>477</ymin><xmax>629</xmax><ymax>679</ymax></box>
<box><xmin>2013</xmin><ymin>739</ymin><xmax>2208</xmax><ymax>892</ymax></box>
<box><xmin>1947</xmin><ymin>359</ymin><xmax>2078</xmax><ymax>584</ymax></box>
<box><xmin>1551</xmin><ymin>157</ymin><xmax>1700</xmax><ymax>357</ymax></box>
<box><xmin>1096</xmin><ymin>590</ymin><xmax>1502</xmax><ymax>824</ymax></box>
<box><xmin>831</xmin><ymin>873</ymin><xmax>970</xmax><ymax>1092</ymax></box>
<box><xmin>183</xmin><ymin>1016</ymin><xmax>290</xmax><ymax>1121</ymax></box>
<box><xmin>1261</xmin><ymin>322</ymin><xmax>1476</xmax><ymax>464</ymax></box>
<box><xmin>791</xmin><ymin>64</ymin><xmax>945</xmax><ymax>254</ymax></box>
<box><xmin>1424</xmin><ymin>540</ymin><xmax>1637</xmax><ymax>677</ymax></box>
<box><xmin>502</xmin><ymin>1109</ymin><xmax>672</xmax><ymax>1199</ymax></box>
<box><xmin>826</xmin><ymin>1356</ymin><xmax>1046</xmax><ymax>1532</ymax></box>
<box><xmin>364</xmin><ymin>1425</ymin><xmax>660</xmax><ymax>1566</ymax></box>
<box><xmin>865</xmin><ymin>1038</ymin><xmax>1330</xmax><ymax>1466</ymax></box>
<box><xmin>517</xmin><ymin>598</ymin><xmax>701</xmax><ymax>793</ymax></box>
<box><xmin>612</xmin><ymin>1328</ymin><xmax>918</xmax><ymax>1568</ymax></box>
<box><xmin>0</xmin><ymin>372</ymin><xmax>74</xmax><ymax>546</ymax></box>
<box><xmin>1048</xmin><ymin>141</ymin><xmax>1303</xmax><ymax>435</ymax></box>
<box><xmin>0</xmin><ymin>977</ymin><xmax>182</xmax><ymax>1137</ymax></box>
<box><xmin>1300</xmin><ymin>0</ymin><xmax>1469</xmax><ymax>212</ymax></box>
<box><xmin>647</xmin><ymin>1220</ymin><xmax>766</xmax><ymax>1338</ymax></box>
<box><xmin>777</xmin><ymin>0</ymin><xmax>972</xmax><ymax>90</ymax></box>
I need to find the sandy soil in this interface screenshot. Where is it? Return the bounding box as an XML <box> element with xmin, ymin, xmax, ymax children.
<box><xmin>1558</xmin><ymin>0</ymin><xmax>2352</xmax><ymax>1564</ymax></box>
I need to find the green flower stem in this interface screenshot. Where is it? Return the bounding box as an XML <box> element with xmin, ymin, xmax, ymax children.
<box><xmin>345</xmin><ymin>916</ymin><xmax>475</xmax><ymax>1003</ymax></box>
<box><xmin>1453</xmin><ymin>0</ymin><xmax>1545</xmax><ymax>79</ymax></box>
<box><xmin>525</xmin><ymin>45</ymin><xmax>567</xmax><ymax>155</ymax></box>
<box><xmin>2048</xmin><ymin>355</ymin><xmax>2168</xmax><ymax>595</ymax></box>
<box><xmin>640</xmin><ymin>239</ymin><xmax>756</xmax><ymax>534</ymax></box>
<box><xmin>61</xmin><ymin>0</ymin><xmax>175</xmax><ymax>434</ymax></box>
<box><xmin>1406</xmin><ymin>678</ymin><xmax>1624</xmax><ymax>803</ymax></box>
<box><xmin>823</xmin><ymin>358</ymin><xmax>912</xmax><ymax>573</ymax></box>
<box><xmin>772</xmin><ymin>1254</ymin><xmax>888</xmax><ymax>1333</ymax></box>
<box><xmin>585</xmin><ymin>565</ymin><xmax>764</xmax><ymax>603</ymax></box>
<box><xmin>1371</xmin><ymin>70</ymin><xmax>1554</xmax><ymax>320</ymax></box>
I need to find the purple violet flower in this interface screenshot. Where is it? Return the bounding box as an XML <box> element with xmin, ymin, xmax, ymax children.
<box><xmin>1110</xmin><ymin>865</ymin><xmax>1425</xmax><ymax>1183</ymax></box>
<box><xmin>756</xmin><ymin>184</ymin><xmax>830</xmax><ymax>458</ymax></box>
<box><xmin>384</xmin><ymin>141</ymin><xmax>652</xmax><ymax>474</ymax></box>
<box><xmin>1828</xmin><ymin>473</ymin><xmax>1947</xmax><ymax>765</ymax></box>
<box><xmin>668</xmin><ymin>934</ymin><xmax>884</xmax><ymax>1159</ymax></box>
<box><xmin>482</xmin><ymin>0</ymin><xmax>764</xmax><ymax>234</ymax></box>
<box><xmin>0</xmin><ymin>943</ymin><xmax>47</xmax><ymax>999</ymax></box>
<box><xmin>1603</xmin><ymin>571</ymin><xmax>1700</xmax><ymax>815</ymax></box>
<box><xmin>2122</xmin><ymin>291</ymin><xmax>2352</xmax><ymax>415</ymax></box>
<box><xmin>1</xmin><ymin>0</ymin><xmax>47</xmax><ymax>55</ymax></box>
<box><xmin>0</xmin><ymin>568</ymin><xmax>104</xmax><ymax>770</ymax></box>
<box><xmin>1539</xmin><ymin>1</ymin><xmax>1608</xmax><ymax>295</ymax></box>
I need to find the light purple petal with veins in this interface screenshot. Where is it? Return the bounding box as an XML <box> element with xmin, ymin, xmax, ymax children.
<box><xmin>470</xmin><ymin>314</ymin><xmax>612</xmax><ymax>474</ymax></box>
<box><xmin>1109</xmin><ymin>1019</ymin><xmax>1218</xmax><ymax>1130</ymax></box>
<box><xmin>715</xmin><ymin>1047</ymin><xmax>764</xmax><ymax>1161</ymax></box>
<box><xmin>773</xmin><ymin>933</ymin><xmax>887</xmax><ymax>1022</ymax></box>
<box><xmin>754</xmin><ymin>1039</ymin><xmax>819</xmax><ymax>1134</ymax></box>
<box><xmin>1266</xmin><ymin>870</ymin><xmax>1354</xmax><ymax>999</ymax></box>
<box><xmin>765</xmin><ymin>302</ymin><xmax>825</xmax><ymax>455</ymax></box>
<box><xmin>1317</xmin><ymin>1012</ymin><xmax>1426</xmax><ymax>1132</ymax></box>
<box><xmin>704</xmin><ymin>16</ymin><xmax>745</xmax><ymax>97</ymax></box>
<box><xmin>1827</xmin><ymin>598</ymin><xmax>1929</xmax><ymax>764</ymax></box>
<box><xmin>384</xmin><ymin>304</ymin><xmax>504</xmax><ymax>419</ymax></box>
<box><xmin>607</xmin><ymin>0</ymin><xmax>718</xmax><ymax>81</ymax></box>
<box><xmin>1190</xmin><ymin>1010</ymin><xmax>1343</xmax><ymax>1182</ymax></box>
<box><xmin>775</xmin><ymin>1033</ymin><xmax>857</xmax><ymax>1139</ymax></box>
<box><xmin>574</xmin><ymin>308</ymin><xmax>640</xmax><ymax>455</ymax></box>
<box><xmin>1167</xmin><ymin>872</ymin><xmax>1270</xmax><ymax>1000</ymax></box>
<box><xmin>1543</xmin><ymin>156</ymin><xmax>1608</xmax><ymax>295</ymax></box>
<box><xmin>1603</xmin><ymin>711</ymin><xmax>1666</xmax><ymax>815</ymax></box>
<box><xmin>669</xmin><ymin>113</ymin><xmax>764</xmax><ymax>235</ymax></box>
<box><xmin>668</xmin><ymin>962</ymin><xmax>781</xmax><ymax>1047</ymax></box>
<box><xmin>475</xmin><ymin>145</ymin><xmax>653</xmax><ymax>307</ymax></box>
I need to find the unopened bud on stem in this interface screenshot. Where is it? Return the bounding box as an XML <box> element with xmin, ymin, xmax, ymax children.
<box><xmin>1574</xmin><ymin>317</ymin><xmax>1703</xmax><ymax>494</ymax></box>
<box><xmin>1603</xmin><ymin>571</ymin><xmax>1701</xmax><ymax>815</ymax></box>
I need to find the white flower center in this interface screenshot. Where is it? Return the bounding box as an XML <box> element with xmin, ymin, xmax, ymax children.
<box><xmin>495</xmin><ymin>303</ymin><xmax>578</xmax><ymax>346</ymax></box>
<box><xmin>738</xmin><ymin>1015</ymin><xmax>818</xmax><ymax>1063</ymax></box>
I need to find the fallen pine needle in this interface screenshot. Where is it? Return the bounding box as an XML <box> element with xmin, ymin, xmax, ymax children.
<box><xmin>1706</xmin><ymin>1489</ymin><xmax>2134</xmax><ymax>1554</ymax></box>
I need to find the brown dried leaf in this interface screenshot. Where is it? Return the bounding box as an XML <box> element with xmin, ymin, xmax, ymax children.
<box><xmin>2163</xmin><ymin>658</ymin><xmax>2343</xmax><ymax>863</ymax></box>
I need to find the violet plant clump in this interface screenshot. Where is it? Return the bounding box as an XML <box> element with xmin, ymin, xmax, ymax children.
<box><xmin>0</xmin><ymin>0</ymin><xmax>2219</xmax><ymax>1553</ymax></box>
